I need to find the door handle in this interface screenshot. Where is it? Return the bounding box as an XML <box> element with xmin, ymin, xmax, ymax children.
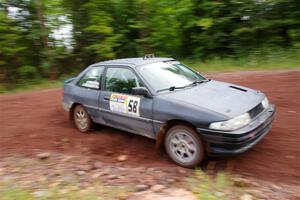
<box><xmin>104</xmin><ymin>96</ymin><xmax>110</xmax><ymax>101</ymax></box>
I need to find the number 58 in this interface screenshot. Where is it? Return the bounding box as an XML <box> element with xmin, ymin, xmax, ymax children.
<box><xmin>128</xmin><ymin>99</ymin><xmax>138</xmax><ymax>113</ymax></box>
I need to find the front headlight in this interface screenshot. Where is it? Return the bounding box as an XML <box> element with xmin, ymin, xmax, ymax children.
<box><xmin>261</xmin><ymin>97</ymin><xmax>269</xmax><ymax>109</ymax></box>
<box><xmin>209</xmin><ymin>113</ymin><xmax>251</xmax><ymax>131</ymax></box>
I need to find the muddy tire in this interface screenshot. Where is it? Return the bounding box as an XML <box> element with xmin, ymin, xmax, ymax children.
<box><xmin>73</xmin><ymin>105</ymin><xmax>93</xmax><ymax>133</ymax></box>
<box><xmin>165</xmin><ymin>125</ymin><xmax>204</xmax><ymax>168</ymax></box>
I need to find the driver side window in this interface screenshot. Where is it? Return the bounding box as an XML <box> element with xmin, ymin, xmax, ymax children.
<box><xmin>105</xmin><ymin>67</ymin><xmax>143</xmax><ymax>94</ymax></box>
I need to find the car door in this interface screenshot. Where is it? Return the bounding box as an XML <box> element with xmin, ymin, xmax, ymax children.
<box><xmin>99</xmin><ymin>66</ymin><xmax>154</xmax><ymax>138</ymax></box>
<box><xmin>72</xmin><ymin>66</ymin><xmax>105</xmax><ymax>124</ymax></box>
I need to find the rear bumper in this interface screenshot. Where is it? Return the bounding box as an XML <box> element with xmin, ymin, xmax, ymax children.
<box><xmin>197</xmin><ymin>104</ymin><xmax>276</xmax><ymax>155</ymax></box>
<box><xmin>61</xmin><ymin>98</ymin><xmax>72</xmax><ymax>112</ymax></box>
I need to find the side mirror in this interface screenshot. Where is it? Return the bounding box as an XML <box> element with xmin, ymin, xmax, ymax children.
<box><xmin>132</xmin><ymin>87</ymin><xmax>151</xmax><ymax>97</ymax></box>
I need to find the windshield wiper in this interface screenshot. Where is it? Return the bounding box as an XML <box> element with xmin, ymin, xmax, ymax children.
<box><xmin>185</xmin><ymin>79</ymin><xmax>210</xmax><ymax>87</ymax></box>
<box><xmin>157</xmin><ymin>85</ymin><xmax>186</xmax><ymax>93</ymax></box>
<box><xmin>157</xmin><ymin>79</ymin><xmax>210</xmax><ymax>93</ymax></box>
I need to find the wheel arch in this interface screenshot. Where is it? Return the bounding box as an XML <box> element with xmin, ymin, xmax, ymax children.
<box><xmin>155</xmin><ymin>119</ymin><xmax>197</xmax><ymax>149</ymax></box>
<box><xmin>69</xmin><ymin>102</ymin><xmax>81</xmax><ymax>121</ymax></box>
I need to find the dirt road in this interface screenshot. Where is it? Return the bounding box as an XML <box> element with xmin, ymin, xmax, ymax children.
<box><xmin>1</xmin><ymin>70</ymin><xmax>299</xmax><ymax>184</ymax></box>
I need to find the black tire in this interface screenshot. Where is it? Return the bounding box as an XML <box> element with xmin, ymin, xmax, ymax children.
<box><xmin>73</xmin><ymin>105</ymin><xmax>93</xmax><ymax>133</ymax></box>
<box><xmin>164</xmin><ymin>125</ymin><xmax>204</xmax><ymax>168</ymax></box>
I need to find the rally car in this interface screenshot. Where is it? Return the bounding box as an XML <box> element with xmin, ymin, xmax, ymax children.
<box><xmin>62</xmin><ymin>55</ymin><xmax>275</xmax><ymax>167</ymax></box>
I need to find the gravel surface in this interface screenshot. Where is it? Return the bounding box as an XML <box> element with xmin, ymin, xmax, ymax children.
<box><xmin>1</xmin><ymin>70</ymin><xmax>300</xmax><ymax>199</ymax></box>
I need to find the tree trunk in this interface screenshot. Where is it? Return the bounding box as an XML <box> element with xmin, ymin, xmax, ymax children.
<box><xmin>136</xmin><ymin>2</ymin><xmax>153</xmax><ymax>54</ymax></box>
<box><xmin>36</xmin><ymin>0</ymin><xmax>57</xmax><ymax>80</ymax></box>
<box><xmin>36</xmin><ymin>0</ymin><xmax>48</xmax><ymax>48</ymax></box>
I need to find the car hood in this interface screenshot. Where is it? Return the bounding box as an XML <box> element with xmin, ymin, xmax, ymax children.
<box><xmin>160</xmin><ymin>80</ymin><xmax>264</xmax><ymax>118</ymax></box>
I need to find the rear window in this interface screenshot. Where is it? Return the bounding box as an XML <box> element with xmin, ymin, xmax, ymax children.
<box><xmin>77</xmin><ymin>67</ymin><xmax>104</xmax><ymax>89</ymax></box>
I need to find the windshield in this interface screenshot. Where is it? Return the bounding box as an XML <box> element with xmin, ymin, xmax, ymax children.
<box><xmin>138</xmin><ymin>61</ymin><xmax>207</xmax><ymax>92</ymax></box>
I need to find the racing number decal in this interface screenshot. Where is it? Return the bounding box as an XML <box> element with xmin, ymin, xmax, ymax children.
<box><xmin>110</xmin><ymin>93</ymin><xmax>140</xmax><ymax>116</ymax></box>
<box><xmin>126</xmin><ymin>96</ymin><xmax>140</xmax><ymax>116</ymax></box>
<box><xmin>128</xmin><ymin>99</ymin><xmax>139</xmax><ymax>114</ymax></box>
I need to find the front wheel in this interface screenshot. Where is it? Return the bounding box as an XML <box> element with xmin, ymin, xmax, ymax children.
<box><xmin>73</xmin><ymin>105</ymin><xmax>93</xmax><ymax>133</ymax></box>
<box><xmin>165</xmin><ymin>125</ymin><xmax>204</xmax><ymax>168</ymax></box>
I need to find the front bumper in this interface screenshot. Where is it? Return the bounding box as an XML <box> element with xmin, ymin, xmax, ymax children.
<box><xmin>197</xmin><ymin>104</ymin><xmax>276</xmax><ymax>155</ymax></box>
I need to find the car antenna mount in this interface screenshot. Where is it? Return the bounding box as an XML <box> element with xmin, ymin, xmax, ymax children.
<box><xmin>143</xmin><ymin>53</ymin><xmax>155</xmax><ymax>60</ymax></box>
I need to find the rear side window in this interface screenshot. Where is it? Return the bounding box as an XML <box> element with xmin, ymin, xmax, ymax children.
<box><xmin>105</xmin><ymin>67</ymin><xmax>144</xmax><ymax>94</ymax></box>
<box><xmin>77</xmin><ymin>67</ymin><xmax>104</xmax><ymax>89</ymax></box>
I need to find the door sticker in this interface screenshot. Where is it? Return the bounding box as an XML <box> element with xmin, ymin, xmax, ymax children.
<box><xmin>109</xmin><ymin>93</ymin><xmax>140</xmax><ymax>116</ymax></box>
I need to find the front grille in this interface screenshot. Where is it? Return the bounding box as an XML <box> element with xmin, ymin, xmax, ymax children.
<box><xmin>248</xmin><ymin>103</ymin><xmax>264</xmax><ymax>119</ymax></box>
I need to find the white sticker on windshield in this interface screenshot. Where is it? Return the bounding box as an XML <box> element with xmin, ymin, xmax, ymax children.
<box><xmin>109</xmin><ymin>93</ymin><xmax>140</xmax><ymax>116</ymax></box>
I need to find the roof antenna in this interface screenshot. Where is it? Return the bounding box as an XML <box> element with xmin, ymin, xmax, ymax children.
<box><xmin>143</xmin><ymin>53</ymin><xmax>155</xmax><ymax>60</ymax></box>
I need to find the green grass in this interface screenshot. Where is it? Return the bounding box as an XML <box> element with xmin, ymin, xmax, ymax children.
<box><xmin>1</xmin><ymin>170</ymin><xmax>241</xmax><ymax>200</ymax></box>
<box><xmin>188</xmin><ymin>169</ymin><xmax>233</xmax><ymax>200</ymax></box>
<box><xmin>183</xmin><ymin>49</ymin><xmax>300</xmax><ymax>72</ymax></box>
<box><xmin>185</xmin><ymin>58</ymin><xmax>300</xmax><ymax>73</ymax></box>
<box><xmin>0</xmin><ymin>79</ymin><xmax>64</xmax><ymax>94</ymax></box>
<box><xmin>1</xmin><ymin>188</ymin><xmax>34</xmax><ymax>200</ymax></box>
<box><xmin>1</xmin><ymin>49</ymin><xmax>299</xmax><ymax>94</ymax></box>
<box><xmin>0</xmin><ymin>181</ymin><xmax>131</xmax><ymax>200</ymax></box>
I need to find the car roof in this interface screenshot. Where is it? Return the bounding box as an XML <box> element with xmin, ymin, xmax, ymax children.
<box><xmin>91</xmin><ymin>57</ymin><xmax>175</xmax><ymax>68</ymax></box>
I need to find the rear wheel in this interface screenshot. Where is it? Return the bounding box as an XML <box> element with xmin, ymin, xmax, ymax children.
<box><xmin>165</xmin><ymin>125</ymin><xmax>204</xmax><ymax>168</ymax></box>
<box><xmin>73</xmin><ymin>105</ymin><xmax>93</xmax><ymax>133</ymax></box>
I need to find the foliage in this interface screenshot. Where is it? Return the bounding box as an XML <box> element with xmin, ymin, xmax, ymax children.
<box><xmin>1</xmin><ymin>48</ymin><xmax>299</xmax><ymax>93</ymax></box>
<box><xmin>184</xmin><ymin>48</ymin><xmax>300</xmax><ymax>72</ymax></box>
<box><xmin>0</xmin><ymin>181</ymin><xmax>131</xmax><ymax>200</ymax></box>
<box><xmin>0</xmin><ymin>0</ymin><xmax>299</xmax><ymax>88</ymax></box>
<box><xmin>188</xmin><ymin>169</ymin><xmax>232</xmax><ymax>200</ymax></box>
<box><xmin>17</xmin><ymin>65</ymin><xmax>38</xmax><ymax>79</ymax></box>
